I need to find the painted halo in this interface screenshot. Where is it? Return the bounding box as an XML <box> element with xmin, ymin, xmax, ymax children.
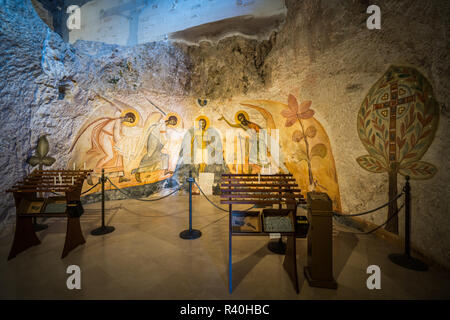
<box><xmin>235</xmin><ymin>110</ymin><xmax>250</xmax><ymax>123</ymax></box>
<box><xmin>195</xmin><ymin>115</ymin><xmax>210</xmax><ymax>130</ymax></box>
<box><xmin>165</xmin><ymin>112</ymin><xmax>182</xmax><ymax>128</ymax></box>
<box><xmin>121</xmin><ymin>109</ymin><xmax>140</xmax><ymax>127</ymax></box>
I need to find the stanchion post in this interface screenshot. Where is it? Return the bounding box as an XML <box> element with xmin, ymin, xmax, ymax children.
<box><xmin>180</xmin><ymin>171</ymin><xmax>201</xmax><ymax>240</ymax></box>
<box><xmin>404</xmin><ymin>175</ymin><xmax>411</xmax><ymax>257</ymax></box>
<box><xmin>189</xmin><ymin>172</ymin><xmax>192</xmax><ymax>232</ymax></box>
<box><xmin>388</xmin><ymin>176</ymin><xmax>428</xmax><ymax>271</ymax></box>
<box><xmin>91</xmin><ymin>169</ymin><xmax>115</xmax><ymax>236</ymax></box>
<box><xmin>101</xmin><ymin>168</ymin><xmax>105</xmax><ymax>228</ymax></box>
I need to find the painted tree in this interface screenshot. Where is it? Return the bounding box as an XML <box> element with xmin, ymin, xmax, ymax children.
<box><xmin>357</xmin><ymin>66</ymin><xmax>439</xmax><ymax>234</ymax></box>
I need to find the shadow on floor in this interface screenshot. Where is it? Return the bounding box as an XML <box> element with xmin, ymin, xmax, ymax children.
<box><xmin>232</xmin><ymin>244</ymin><xmax>269</xmax><ymax>291</ymax></box>
<box><xmin>333</xmin><ymin>231</ymin><xmax>359</xmax><ymax>279</ymax></box>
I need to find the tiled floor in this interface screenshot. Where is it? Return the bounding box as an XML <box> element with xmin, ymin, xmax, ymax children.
<box><xmin>1</xmin><ymin>195</ymin><xmax>449</xmax><ymax>299</ymax></box>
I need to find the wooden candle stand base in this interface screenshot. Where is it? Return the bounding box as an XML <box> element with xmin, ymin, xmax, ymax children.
<box><xmin>6</xmin><ymin>169</ymin><xmax>92</xmax><ymax>260</ymax></box>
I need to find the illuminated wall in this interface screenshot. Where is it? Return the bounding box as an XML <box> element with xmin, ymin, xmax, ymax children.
<box><xmin>1</xmin><ymin>0</ymin><xmax>449</xmax><ymax>268</ymax></box>
<box><xmin>69</xmin><ymin>93</ymin><xmax>342</xmax><ymax>210</ymax></box>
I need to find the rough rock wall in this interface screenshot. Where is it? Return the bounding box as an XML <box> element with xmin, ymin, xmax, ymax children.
<box><xmin>268</xmin><ymin>0</ymin><xmax>450</xmax><ymax>267</ymax></box>
<box><xmin>0</xmin><ymin>2</ymin><xmax>47</xmax><ymax>223</ymax></box>
<box><xmin>0</xmin><ymin>0</ymin><xmax>449</xmax><ymax>268</ymax></box>
<box><xmin>178</xmin><ymin>34</ymin><xmax>276</xmax><ymax>99</ymax></box>
<box><xmin>0</xmin><ymin>0</ymin><xmax>191</xmax><ymax>229</ymax></box>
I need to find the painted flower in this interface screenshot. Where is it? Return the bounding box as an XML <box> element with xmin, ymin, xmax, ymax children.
<box><xmin>281</xmin><ymin>94</ymin><xmax>315</xmax><ymax>127</ymax></box>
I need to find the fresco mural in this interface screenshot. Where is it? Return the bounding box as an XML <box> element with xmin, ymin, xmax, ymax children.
<box><xmin>238</xmin><ymin>97</ymin><xmax>341</xmax><ymax>211</ymax></box>
<box><xmin>219</xmin><ymin>109</ymin><xmax>267</xmax><ymax>174</ymax></box>
<box><xmin>356</xmin><ymin>65</ymin><xmax>439</xmax><ymax>233</ymax></box>
<box><xmin>70</xmin><ymin>92</ymin><xmax>341</xmax><ymax>211</ymax></box>
<box><xmin>192</xmin><ymin>115</ymin><xmax>212</xmax><ymax>173</ymax></box>
<box><xmin>69</xmin><ymin>93</ymin><xmax>182</xmax><ymax>188</ymax></box>
<box><xmin>131</xmin><ymin>111</ymin><xmax>183</xmax><ymax>182</ymax></box>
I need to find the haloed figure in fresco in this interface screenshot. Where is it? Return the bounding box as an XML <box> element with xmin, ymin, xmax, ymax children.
<box><xmin>219</xmin><ymin>111</ymin><xmax>268</xmax><ymax>172</ymax></box>
<box><xmin>192</xmin><ymin>116</ymin><xmax>214</xmax><ymax>173</ymax></box>
<box><xmin>161</xmin><ymin>115</ymin><xmax>184</xmax><ymax>174</ymax></box>
<box><xmin>131</xmin><ymin>114</ymin><xmax>179</xmax><ymax>182</ymax></box>
<box><xmin>219</xmin><ymin>112</ymin><xmax>262</xmax><ymax>133</ymax></box>
<box><xmin>199</xmin><ymin>118</ymin><xmax>207</xmax><ymax>131</ymax></box>
<box><xmin>69</xmin><ymin>109</ymin><xmax>136</xmax><ymax>183</ymax></box>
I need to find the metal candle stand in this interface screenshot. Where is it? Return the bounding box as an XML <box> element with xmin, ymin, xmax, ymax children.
<box><xmin>388</xmin><ymin>176</ymin><xmax>428</xmax><ymax>271</ymax></box>
<box><xmin>91</xmin><ymin>169</ymin><xmax>115</xmax><ymax>236</ymax></box>
<box><xmin>179</xmin><ymin>172</ymin><xmax>202</xmax><ymax>240</ymax></box>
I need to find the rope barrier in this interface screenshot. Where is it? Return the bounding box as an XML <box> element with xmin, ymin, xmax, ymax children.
<box><xmin>89</xmin><ymin>175</ymin><xmax>253</xmax><ymax>213</ymax></box>
<box><xmin>49</xmin><ymin>181</ymin><xmax>100</xmax><ymax>197</ymax></box>
<box><xmin>63</xmin><ymin>172</ymin><xmax>403</xmax><ymax>226</ymax></box>
<box><xmin>96</xmin><ymin>172</ymin><xmax>407</xmax><ymax>234</ymax></box>
<box><xmin>193</xmin><ymin>180</ymin><xmax>256</xmax><ymax>213</ymax></box>
<box><xmin>335</xmin><ymin>202</ymin><xmax>405</xmax><ymax>235</ymax></box>
<box><xmin>332</xmin><ymin>192</ymin><xmax>404</xmax><ymax>217</ymax></box>
<box><xmin>193</xmin><ymin>181</ymin><xmax>228</xmax><ymax>212</ymax></box>
<box><xmin>81</xmin><ymin>181</ymin><xmax>100</xmax><ymax>195</ymax></box>
<box><xmin>107</xmin><ymin>177</ymin><xmax>182</xmax><ymax>202</ymax></box>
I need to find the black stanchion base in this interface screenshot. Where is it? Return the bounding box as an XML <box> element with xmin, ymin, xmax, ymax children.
<box><xmin>268</xmin><ymin>238</ymin><xmax>286</xmax><ymax>255</ymax></box>
<box><xmin>33</xmin><ymin>223</ymin><xmax>48</xmax><ymax>232</ymax></box>
<box><xmin>179</xmin><ymin>229</ymin><xmax>202</xmax><ymax>240</ymax></box>
<box><xmin>91</xmin><ymin>226</ymin><xmax>115</xmax><ymax>236</ymax></box>
<box><xmin>388</xmin><ymin>253</ymin><xmax>428</xmax><ymax>271</ymax></box>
